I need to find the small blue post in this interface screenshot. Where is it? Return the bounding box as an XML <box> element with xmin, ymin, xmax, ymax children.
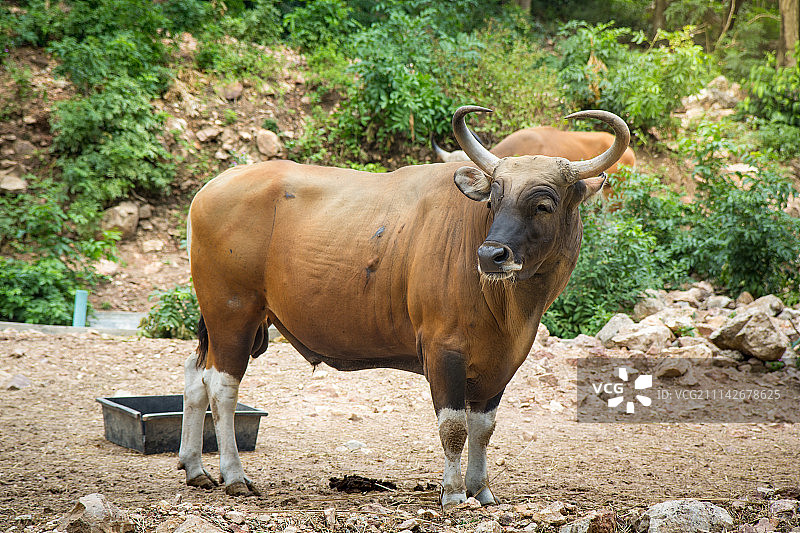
<box><xmin>73</xmin><ymin>290</ymin><xmax>88</xmax><ymax>327</ymax></box>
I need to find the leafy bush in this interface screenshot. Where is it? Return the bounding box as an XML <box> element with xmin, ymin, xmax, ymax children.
<box><xmin>284</xmin><ymin>0</ymin><xmax>360</xmax><ymax>51</ymax></box>
<box><xmin>195</xmin><ymin>28</ymin><xmax>279</xmax><ymax>81</ymax></box>
<box><xmin>557</xmin><ymin>22</ymin><xmax>710</xmax><ymax>135</ymax></box>
<box><xmin>335</xmin><ymin>9</ymin><xmax>474</xmax><ymax>148</ymax></box>
<box><xmin>440</xmin><ymin>22</ymin><xmax>560</xmax><ymax>140</ymax></box>
<box><xmin>49</xmin><ymin>32</ymin><xmax>170</xmax><ymax>96</ymax></box>
<box><xmin>51</xmin><ymin>78</ymin><xmax>174</xmax><ymax>217</ymax></box>
<box><xmin>679</xmin><ymin>122</ymin><xmax>800</xmax><ymax>300</ymax></box>
<box><xmin>0</xmin><ymin>257</ymin><xmax>91</xmax><ymax>325</ymax></box>
<box><xmin>140</xmin><ymin>283</ymin><xmax>200</xmax><ymax>339</ymax></box>
<box><xmin>543</xmin><ymin>206</ymin><xmax>664</xmax><ymax>338</ymax></box>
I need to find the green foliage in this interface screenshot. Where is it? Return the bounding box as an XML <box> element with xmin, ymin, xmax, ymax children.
<box><xmin>543</xmin><ymin>206</ymin><xmax>664</xmax><ymax>338</ymax></box>
<box><xmin>140</xmin><ymin>282</ymin><xmax>200</xmax><ymax>339</ymax></box>
<box><xmin>557</xmin><ymin>22</ymin><xmax>710</xmax><ymax>135</ymax></box>
<box><xmin>5</xmin><ymin>0</ymin><xmax>66</xmax><ymax>47</ymax></box>
<box><xmin>744</xmin><ymin>45</ymin><xmax>800</xmax><ymax>127</ymax></box>
<box><xmin>195</xmin><ymin>28</ymin><xmax>279</xmax><ymax>81</ymax></box>
<box><xmin>0</xmin><ymin>257</ymin><xmax>89</xmax><ymax>325</ymax></box>
<box><xmin>51</xmin><ymin>78</ymin><xmax>174</xmax><ymax>217</ymax></box>
<box><xmin>743</xmin><ymin>44</ymin><xmax>800</xmax><ymax>159</ymax></box>
<box><xmin>49</xmin><ymin>32</ymin><xmax>170</xmax><ymax>95</ymax></box>
<box><xmin>216</xmin><ymin>0</ymin><xmax>283</xmax><ymax>46</ymax></box>
<box><xmin>160</xmin><ymin>0</ymin><xmax>215</xmax><ymax>34</ymax></box>
<box><xmin>440</xmin><ymin>23</ymin><xmax>560</xmax><ymax>139</ymax></box>
<box><xmin>284</xmin><ymin>0</ymin><xmax>360</xmax><ymax>51</ymax></box>
<box><xmin>679</xmin><ymin>122</ymin><xmax>800</xmax><ymax>300</ymax></box>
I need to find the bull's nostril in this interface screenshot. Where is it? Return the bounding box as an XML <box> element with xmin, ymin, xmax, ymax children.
<box><xmin>478</xmin><ymin>244</ymin><xmax>513</xmax><ymax>273</ymax></box>
<box><xmin>493</xmin><ymin>248</ymin><xmax>509</xmax><ymax>264</ymax></box>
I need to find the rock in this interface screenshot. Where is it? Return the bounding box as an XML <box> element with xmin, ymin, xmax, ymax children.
<box><xmin>218</xmin><ymin>80</ymin><xmax>243</xmax><ymax>100</ymax></box>
<box><xmin>660</xmin><ymin>344</ymin><xmax>715</xmax><ymax>359</ymax></box>
<box><xmin>141</xmin><ymin>239</ymin><xmax>165</xmax><ymax>253</ymax></box>
<box><xmin>457</xmin><ymin>497</ymin><xmax>482</xmax><ymax>509</ymax></box>
<box><xmin>560</xmin><ymin>509</ymin><xmax>615</xmax><ymax>533</ymax></box>
<box><xmin>474</xmin><ymin>520</ymin><xmax>502</xmax><ymax>533</ymax></box>
<box><xmin>101</xmin><ymin>202</ymin><xmax>139</xmax><ymax>240</ymax></box>
<box><xmin>256</xmin><ymin>129</ymin><xmax>282</xmax><ymax>158</ymax></box>
<box><xmin>706</xmin><ymin>295</ymin><xmax>733</xmax><ymax>309</ymax></box>
<box><xmin>196</xmin><ymin>126</ymin><xmax>222</xmax><ymax>143</ymax></box>
<box><xmin>770</xmin><ymin>499</ymin><xmax>798</xmax><ymax>517</ymax></box>
<box><xmin>58</xmin><ymin>493</ymin><xmax>134</xmax><ymax>533</ymax></box>
<box><xmin>0</xmin><ymin>173</ymin><xmax>27</xmax><ymax>193</ymax></box>
<box><xmin>649</xmin><ymin>307</ymin><xmax>698</xmax><ymax>336</ymax></box>
<box><xmin>162</xmin><ymin>515</ymin><xmax>225</xmax><ymax>533</ymax></box>
<box><xmin>710</xmin><ymin>310</ymin><xmax>789</xmax><ymax>361</ymax></box>
<box><xmin>95</xmin><ymin>259</ymin><xmax>119</xmax><ymax>276</ymax></box>
<box><xmin>397</xmin><ymin>518</ymin><xmax>419</xmax><ymax>530</ymax></box>
<box><xmin>225</xmin><ymin>510</ymin><xmax>245</xmax><ymax>524</ymax></box>
<box><xmin>653</xmin><ymin>358</ymin><xmax>691</xmax><ymax>378</ymax></box>
<box><xmin>522</xmin><ymin>430</ymin><xmax>536</xmax><ymax>442</ymax></box>
<box><xmin>633</xmin><ymin>298</ymin><xmax>666</xmax><ymax>320</ymax></box>
<box><xmin>737</xmin><ymin>292</ymin><xmax>754</xmax><ymax>305</ymax></box>
<box><xmin>138</xmin><ymin>204</ymin><xmax>153</xmax><ymax>220</ymax></box>
<box><xmin>609</xmin><ymin>324</ymin><xmax>674</xmax><ymax>353</ymax></box>
<box><xmin>417</xmin><ymin>508</ymin><xmax>440</xmax><ymax>519</ymax></box>
<box><xmin>343</xmin><ymin>440</ymin><xmax>366</xmax><ymax>451</ymax></box>
<box><xmin>596</xmin><ymin>314</ymin><xmax>635</xmax><ymax>348</ymax></box>
<box><xmin>744</xmin><ymin>295</ymin><xmax>785</xmax><ymax>317</ymax></box>
<box><xmin>532</xmin><ymin>501</ymin><xmax>569</xmax><ymax>526</ymax></box>
<box><xmin>635</xmin><ymin>499</ymin><xmax>733</xmax><ymax>533</ymax></box>
<box><xmin>12</xmin><ymin>139</ymin><xmax>36</xmax><ymax>157</ymax></box>
<box><xmin>536</xmin><ymin>322</ymin><xmax>550</xmax><ymax>345</ymax></box>
<box><xmin>214</xmin><ymin>149</ymin><xmax>230</xmax><ymax>160</ymax></box>
<box><xmin>5</xmin><ymin>374</ymin><xmax>32</xmax><ymax>390</ymax></box>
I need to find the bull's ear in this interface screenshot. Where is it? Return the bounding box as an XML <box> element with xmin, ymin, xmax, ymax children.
<box><xmin>580</xmin><ymin>174</ymin><xmax>606</xmax><ymax>203</ymax></box>
<box><xmin>454</xmin><ymin>166</ymin><xmax>491</xmax><ymax>202</ymax></box>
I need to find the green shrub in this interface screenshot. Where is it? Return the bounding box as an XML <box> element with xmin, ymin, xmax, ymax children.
<box><xmin>49</xmin><ymin>32</ymin><xmax>171</xmax><ymax>96</ymax></box>
<box><xmin>543</xmin><ymin>207</ymin><xmax>663</xmax><ymax>338</ymax></box>
<box><xmin>283</xmin><ymin>0</ymin><xmax>361</xmax><ymax>51</ymax></box>
<box><xmin>557</xmin><ymin>22</ymin><xmax>710</xmax><ymax>135</ymax></box>
<box><xmin>0</xmin><ymin>257</ymin><xmax>90</xmax><ymax>325</ymax></box>
<box><xmin>51</xmin><ymin>78</ymin><xmax>174</xmax><ymax>217</ymax></box>
<box><xmin>160</xmin><ymin>0</ymin><xmax>215</xmax><ymax>34</ymax></box>
<box><xmin>195</xmin><ymin>29</ymin><xmax>279</xmax><ymax>81</ymax></box>
<box><xmin>441</xmin><ymin>23</ymin><xmax>560</xmax><ymax>139</ymax></box>
<box><xmin>680</xmin><ymin>122</ymin><xmax>800</xmax><ymax>300</ymax></box>
<box><xmin>140</xmin><ymin>282</ymin><xmax>200</xmax><ymax>339</ymax></box>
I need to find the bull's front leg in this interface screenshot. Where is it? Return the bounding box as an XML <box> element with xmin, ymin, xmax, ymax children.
<box><xmin>465</xmin><ymin>390</ymin><xmax>504</xmax><ymax>505</ymax></box>
<box><xmin>428</xmin><ymin>350</ymin><xmax>468</xmax><ymax>508</ymax></box>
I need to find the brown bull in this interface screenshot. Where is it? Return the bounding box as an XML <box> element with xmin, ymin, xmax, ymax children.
<box><xmin>179</xmin><ymin>106</ymin><xmax>630</xmax><ymax>507</ymax></box>
<box><xmin>433</xmin><ymin>125</ymin><xmax>636</xmax><ymax>200</ymax></box>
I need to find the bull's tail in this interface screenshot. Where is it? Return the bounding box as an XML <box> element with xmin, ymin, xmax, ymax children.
<box><xmin>195</xmin><ymin>314</ymin><xmax>270</xmax><ymax>369</ymax></box>
<box><xmin>196</xmin><ymin>314</ymin><xmax>209</xmax><ymax>368</ymax></box>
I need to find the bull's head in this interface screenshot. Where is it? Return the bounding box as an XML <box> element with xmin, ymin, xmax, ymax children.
<box><xmin>452</xmin><ymin>106</ymin><xmax>630</xmax><ymax>281</ymax></box>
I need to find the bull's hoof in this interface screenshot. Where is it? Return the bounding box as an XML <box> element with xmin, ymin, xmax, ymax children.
<box><xmin>224</xmin><ymin>479</ymin><xmax>261</xmax><ymax>497</ymax></box>
<box><xmin>441</xmin><ymin>491</ymin><xmax>467</xmax><ymax>510</ymax></box>
<box><xmin>187</xmin><ymin>473</ymin><xmax>218</xmax><ymax>490</ymax></box>
<box><xmin>472</xmin><ymin>487</ymin><xmax>497</xmax><ymax>506</ymax></box>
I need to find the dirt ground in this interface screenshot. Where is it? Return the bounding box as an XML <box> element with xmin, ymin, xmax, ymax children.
<box><xmin>1</xmin><ymin>326</ymin><xmax>799</xmax><ymax>530</ymax></box>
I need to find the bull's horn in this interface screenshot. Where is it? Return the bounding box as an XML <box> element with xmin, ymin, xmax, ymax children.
<box><xmin>452</xmin><ymin>106</ymin><xmax>500</xmax><ymax>174</ymax></box>
<box><xmin>431</xmin><ymin>137</ymin><xmax>451</xmax><ymax>162</ymax></box>
<box><xmin>565</xmin><ymin>110</ymin><xmax>630</xmax><ymax>181</ymax></box>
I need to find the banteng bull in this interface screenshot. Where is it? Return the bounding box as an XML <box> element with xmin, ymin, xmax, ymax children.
<box><xmin>179</xmin><ymin>106</ymin><xmax>630</xmax><ymax>507</ymax></box>
<box><xmin>433</xmin><ymin>124</ymin><xmax>636</xmax><ymax>200</ymax></box>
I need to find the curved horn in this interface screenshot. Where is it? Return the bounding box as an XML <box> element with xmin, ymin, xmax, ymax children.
<box><xmin>565</xmin><ymin>110</ymin><xmax>630</xmax><ymax>181</ymax></box>
<box><xmin>452</xmin><ymin>106</ymin><xmax>500</xmax><ymax>174</ymax></box>
<box><xmin>431</xmin><ymin>137</ymin><xmax>451</xmax><ymax>163</ymax></box>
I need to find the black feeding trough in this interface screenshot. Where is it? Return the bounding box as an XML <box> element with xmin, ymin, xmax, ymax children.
<box><xmin>96</xmin><ymin>395</ymin><xmax>268</xmax><ymax>454</ymax></box>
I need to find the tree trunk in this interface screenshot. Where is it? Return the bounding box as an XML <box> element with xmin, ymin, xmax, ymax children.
<box><xmin>653</xmin><ymin>0</ymin><xmax>668</xmax><ymax>36</ymax></box>
<box><xmin>715</xmin><ymin>0</ymin><xmax>745</xmax><ymax>50</ymax></box>
<box><xmin>513</xmin><ymin>0</ymin><xmax>531</xmax><ymax>13</ymax></box>
<box><xmin>779</xmin><ymin>0</ymin><xmax>800</xmax><ymax>66</ymax></box>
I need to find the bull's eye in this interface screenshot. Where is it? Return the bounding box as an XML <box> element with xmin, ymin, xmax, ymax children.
<box><xmin>533</xmin><ymin>202</ymin><xmax>554</xmax><ymax>215</ymax></box>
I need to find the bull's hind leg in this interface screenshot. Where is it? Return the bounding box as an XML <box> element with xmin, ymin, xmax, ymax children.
<box><xmin>178</xmin><ymin>351</ymin><xmax>216</xmax><ymax>489</ymax></box>
<box><xmin>465</xmin><ymin>389</ymin><xmax>504</xmax><ymax>505</ymax></box>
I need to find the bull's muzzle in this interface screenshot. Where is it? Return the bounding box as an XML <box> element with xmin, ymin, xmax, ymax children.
<box><xmin>477</xmin><ymin>242</ymin><xmax>521</xmax><ymax>277</ymax></box>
